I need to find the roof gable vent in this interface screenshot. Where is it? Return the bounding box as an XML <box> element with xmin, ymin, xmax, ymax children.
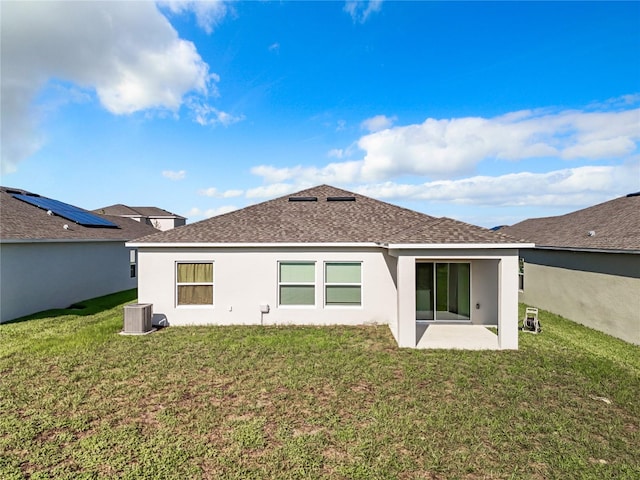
<box><xmin>327</xmin><ymin>196</ymin><xmax>356</xmax><ymax>202</ymax></box>
<box><xmin>288</xmin><ymin>196</ymin><xmax>317</xmax><ymax>202</ymax></box>
<box><xmin>626</xmin><ymin>192</ymin><xmax>640</xmax><ymax>198</ymax></box>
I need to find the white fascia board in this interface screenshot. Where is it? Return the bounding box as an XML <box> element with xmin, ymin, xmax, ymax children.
<box><xmin>111</xmin><ymin>215</ymin><xmax>145</xmax><ymax>220</ymax></box>
<box><xmin>126</xmin><ymin>242</ymin><xmax>383</xmax><ymax>249</ymax></box>
<box><xmin>387</xmin><ymin>243</ymin><xmax>535</xmax><ymax>250</ymax></box>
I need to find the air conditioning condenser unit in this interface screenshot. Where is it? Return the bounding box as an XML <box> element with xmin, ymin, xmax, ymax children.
<box><xmin>122</xmin><ymin>303</ymin><xmax>154</xmax><ymax>335</ymax></box>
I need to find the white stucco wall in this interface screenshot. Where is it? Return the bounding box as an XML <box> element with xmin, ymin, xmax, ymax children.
<box><xmin>0</xmin><ymin>241</ymin><xmax>137</xmax><ymax>323</ymax></box>
<box><xmin>135</xmin><ymin>245</ymin><xmax>520</xmax><ymax>349</ymax></box>
<box><xmin>136</xmin><ymin>247</ymin><xmax>398</xmax><ymax>327</ymax></box>
<box><xmin>520</xmin><ymin>249</ymin><xmax>640</xmax><ymax>345</ymax></box>
<box><xmin>150</xmin><ymin>218</ymin><xmax>185</xmax><ymax>231</ymax></box>
<box><xmin>471</xmin><ymin>260</ymin><xmax>499</xmax><ymax>325</ymax></box>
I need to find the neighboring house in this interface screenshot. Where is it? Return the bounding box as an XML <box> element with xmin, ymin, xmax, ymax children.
<box><xmin>128</xmin><ymin>185</ymin><xmax>530</xmax><ymax>349</ymax></box>
<box><xmin>501</xmin><ymin>193</ymin><xmax>640</xmax><ymax>345</ymax></box>
<box><xmin>94</xmin><ymin>204</ymin><xmax>186</xmax><ymax>231</ymax></box>
<box><xmin>0</xmin><ymin>187</ymin><xmax>157</xmax><ymax>323</ymax></box>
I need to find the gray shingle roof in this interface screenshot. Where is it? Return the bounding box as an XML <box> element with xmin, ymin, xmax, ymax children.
<box><xmin>393</xmin><ymin>217</ymin><xmax>518</xmax><ymax>244</ymax></box>
<box><xmin>501</xmin><ymin>193</ymin><xmax>640</xmax><ymax>252</ymax></box>
<box><xmin>94</xmin><ymin>204</ymin><xmax>185</xmax><ymax>218</ymax></box>
<box><xmin>131</xmin><ymin>185</ymin><xmax>519</xmax><ymax>245</ymax></box>
<box><xmin>1</xmin><ymin>187</ymin><xmax>158</xmax><ymax>241</ymax></box>
<box><xmin>92</xmin><ymin>204</ymin><xmax>139</xmax><ymax>216</ymax></box>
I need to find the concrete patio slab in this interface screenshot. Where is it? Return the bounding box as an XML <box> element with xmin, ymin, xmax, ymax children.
<box><xmin>416</xmin><ymin>324</ymin><xmax>500</xmax><ymax>350</ymax></box>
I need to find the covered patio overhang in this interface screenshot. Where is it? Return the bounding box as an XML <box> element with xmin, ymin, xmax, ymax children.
<box><xmin>387</xmin><ymin>244</ymin><xmax>525</xmax><ymax>350</ymax></box>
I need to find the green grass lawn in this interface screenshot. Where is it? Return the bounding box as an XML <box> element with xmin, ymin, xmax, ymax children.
<box><xmin>1</xmin><ymin>290</ymin><xmax>638</xmax><ymax>479</ymax></box>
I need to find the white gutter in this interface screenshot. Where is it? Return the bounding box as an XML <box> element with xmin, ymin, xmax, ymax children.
<box><xmin>126</xmin><ymin>242</ymin><xmax>383</xmax><ymax>248</ymax></box>
<box><xmin>124</xmin><ymin>215</ymin><xmax>184</xmax><ymax>219</ymax></box>
<box><xmin>126</xmin><ymin>241</ymin><xmax>535</xmax><ymax>250</ymax></box>
<box><xmin>105</xmin><ymin>214</ymin><xmax>184</xmax><ymax>219</ymax></box>
<box><xmin>387</xmin><ymin>243</ymin><xmax>535</xmax><ymax>249</ymax></box>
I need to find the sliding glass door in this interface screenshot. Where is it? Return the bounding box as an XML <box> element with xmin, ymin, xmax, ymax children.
<box><xmin>416</xmin><ymin>263</ymin><xmax>434</xmax><ymax>320</ymax></box>
<box><xmin>416</xmin><ymin>262</ymin><xmax>470</xmax><ymax>321</ymax></box>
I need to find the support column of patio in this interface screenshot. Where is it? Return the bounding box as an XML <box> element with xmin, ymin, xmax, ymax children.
<box><xmin>497</xmin><ymin>254</ymin><xmax>519</xmax><ymax>350</ymax></box>
<box><xmin>396</xmin><ymin>255</ymin><xmax>417</xmax><ymax>348</ymax></box>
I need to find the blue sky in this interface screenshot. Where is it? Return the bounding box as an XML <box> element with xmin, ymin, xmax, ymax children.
<box><xmin>2</xmin><ymin>1</ymin><xmax>639</xmax><ymax>227</ymax></box>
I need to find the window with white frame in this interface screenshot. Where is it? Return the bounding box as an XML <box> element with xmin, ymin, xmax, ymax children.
<box><xmin>279</xmin><ymin>262</ymin><xmax>315</xmax><ymax>306</ymax></box>
<box><xmin>518</xmin><ymin>258</ymin><xmax>524</xmax><ymax>291</ymax></box>
<box><xmin>176</xmin><ymin>262</ymin><xmax>214</xmax><ymax>305</ymax></box>
<box><xmin>325</xmin><ymin>262</ymin><xmax>362</xmax><ymax>306</ymax></box>
<box><xmin>129</xmin><ymin>249</ymin><xmax>137</xmax><ymax>278</ymax></box>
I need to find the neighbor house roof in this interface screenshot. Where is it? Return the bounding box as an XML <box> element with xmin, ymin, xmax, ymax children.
<box><xmin>0</xmin><ymin>187</ymin><xmax>158</xmax><ymax>242</ymax></box>
<box><xmin>94</xmin><ymin>204</ymin><xmax>185</xmax><ymax>219</ymax></box>
<box><xmin>501</xmin><ymin>193</ymin><xmax>640</xmax><ymax>252</ymax></box>
<box><xmin>130</xmin><ymin>185</ymin><xmax>519</xmax><ymax>245</ymax></box>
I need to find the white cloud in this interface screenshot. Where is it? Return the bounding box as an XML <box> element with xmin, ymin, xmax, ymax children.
<box><xmin>587</xmin><ymin>93</ymin><xmax>640</xmax><ymax>110</ymax></box>
<box><xmin>1</xmin><ymin>1</ymin><xmax>231</xmax><ymax>174</ymax></box>
<box><xmin>159</xmin><ymin>0</ymin><xmax>230</xmax><ymax>34</ymax></box>
<box><xmin>250</xmin><ymin>165</ymin><xmax>295</xmax><ymax>184</ymax></box>
<box><xmin>251</xmin><ymin>103</ymin><xmax>640</xmax><ymax>185</ymax></box>
<box><xmin>556</xmin><ymin>109</ymin><xmax>639</xmax><ymax>159</ymax></box>
<box><xmin>250</xmin><ymin>161</ymin><xmax>363</xmax><ymax>185</ymax></box>
<box><xmin>328</xmin><ymin>142</ymin><xmax>358</xmax><ymax>160</ymax></box>
<box><xmin>358</xmin><ymin>105</ymin><xmax>640</xmax><ymax>181</ymax></box>
<box><xmin>162</xmin><ymin>169</ymin><xmax>187</xmax><ymax>180</ymax></box>
<box><xmin>344</xmin><ymin>1</ymin><xmax>383</xmax><ymax>24</ymax></box>
<box><xmin>186</xmin><ymin>205</ymin><xmax>238</xmax><ymax>219</ymax></box>
<box><xmin>354</xmin><ymin>160</ymin><xmax>640</xmax><ymax>209</ymax></box>
<box><xmin>561</xmin><ymin>137</ymin><xmax>636</xmax><ymax>160</ymax></box>
<box><xmin>268</xmin><ymin>42</ymin><xmax>280</xmax><ymax>53</ymax></box>
<box><xmin>361</xmin><ymin>114</ymin><xmax>396</xmax><ymax>133</ymax></box>
<box><xmin>245</xmin><ymin>183</ymin><xmax>306</xmax><ymax>199</ymax></box>
<box><xmin>198</xmin><ymin>187</ymin><xmax>244</xmax><ymax>198</ymax></box>
<box><xmin>188</xmin><ymin>101</ymin><xmax>245</xmax><ymax>126</ymax></box>
<box><xmin>0</xmin><ymin>85</ymin><xmax>45</xmax><ymax>174</ymax></box>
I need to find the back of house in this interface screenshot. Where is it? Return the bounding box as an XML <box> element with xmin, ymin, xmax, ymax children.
<box><xmin>128</xmin><ymin>184</ymin><xmax>530</xmax><ymax>350</ymax></box>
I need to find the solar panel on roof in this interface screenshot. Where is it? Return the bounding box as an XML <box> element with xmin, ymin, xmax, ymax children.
<box><xmin>13</xmin><ymin>194</ymin><xmax>119</xmax><ymax>228</ymax></box>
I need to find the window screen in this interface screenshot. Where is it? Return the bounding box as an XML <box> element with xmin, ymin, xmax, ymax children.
<box><xmin>279</xmin><ymin>262</ymin><xmax>315</xmax><ymax>306</ymax></box>
<box><xmin>325</xmin><ymin>262</ymin><xmax>362</xmax><ymax>306</ymax></box>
